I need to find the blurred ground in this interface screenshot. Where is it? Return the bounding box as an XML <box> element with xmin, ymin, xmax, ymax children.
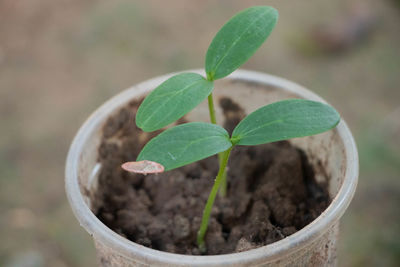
<box><xmin>0</xmin><ymin>0</ymin><xmax>399</xmax><ymax>266</ymax></box>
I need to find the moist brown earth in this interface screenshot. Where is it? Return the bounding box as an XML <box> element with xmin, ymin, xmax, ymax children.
<box><xmin>94</xmin><ymin>97</ymin><xmax>330</xmax><ymax>255</ymax></box>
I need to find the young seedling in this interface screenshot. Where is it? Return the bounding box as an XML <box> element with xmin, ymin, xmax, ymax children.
<box><xmin>122</xmin><ymin>6</ymin><xmax>340</xmax><ymax>252</ymax></box>
<box><xmin>135</xmin><ymin>6</ymin><xmax>279</xmax><ymax>196</ymax></box>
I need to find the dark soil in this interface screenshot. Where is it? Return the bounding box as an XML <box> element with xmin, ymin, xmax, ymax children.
<box><xmin>94</xmin><ymin>97</ymin><xmax>330</xmax><ymax>255</ymax></box>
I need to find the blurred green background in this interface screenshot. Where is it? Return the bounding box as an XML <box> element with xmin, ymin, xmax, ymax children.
<box><xmin>1</xmin><ymin>0</ymin><xmax>399</xmax><ymax>266</ymax></box>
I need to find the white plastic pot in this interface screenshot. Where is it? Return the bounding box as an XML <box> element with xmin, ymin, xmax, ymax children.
<box><xmin>65</xmin><ymin>69</ymin><xmax>358</xmax><ymax>266</ymax></box>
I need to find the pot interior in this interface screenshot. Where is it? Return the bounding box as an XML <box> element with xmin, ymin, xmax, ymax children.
<box><xmin>76</xmin><ymin>75</ymin><xmax>345</xmax><ymax>218</ymax></box>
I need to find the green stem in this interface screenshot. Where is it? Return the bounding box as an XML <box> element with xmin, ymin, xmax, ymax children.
<box><xmin>219</xmin><ymin>157</ymin><xmax>228</xmax><ymax>197</ymax></box>
<box><xmin>207</xmin><ymin>93</ymin><xmax>228</xmax><ymax>197</ymax></box>
<box><xmin>207</xmin><ymin>94</ymin><xmax>217</xmax><ymax>124</ymax></box>
<box><xmin>197</xmin><ymin>147</ymin><xmax>232</xmax><ymax>252</ymax></box>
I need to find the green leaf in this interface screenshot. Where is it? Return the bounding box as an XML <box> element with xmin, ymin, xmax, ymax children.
<box><xmin>205</xmin><ymin>6</ymin><xmax>278</xmax><ymax>80</ymax></box>
<box><xmin>137</xmin><ymin>122</ymin><xmax>232</xmax><ymax>171</ymax></box>
<box><xmin>231</xmin><ymin>99</ymin><xmax>340</xmax><ymax>146</ymax></box>
<box><xmin>136</xmin><ymin>73</ymin><xmax>214</xmax><ymax>132</ymax></box>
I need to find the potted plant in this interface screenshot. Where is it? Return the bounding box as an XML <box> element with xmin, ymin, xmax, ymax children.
<box><xmin>65</xmin><ymin>6</ymin><xmax>358</xmax><ymax>266</ymax></box>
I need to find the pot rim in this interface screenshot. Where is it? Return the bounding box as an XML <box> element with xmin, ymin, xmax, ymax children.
<box><xmin>65</xmin><ymin>69</ymin><xmax>358</xmax><ymax>266</ymax></box>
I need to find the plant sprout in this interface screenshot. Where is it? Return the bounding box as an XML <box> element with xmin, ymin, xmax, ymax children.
<box><xmin>122</xmin><ymin>6</ymin><xmax>340</xmax><ymax>252</ymax></box>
